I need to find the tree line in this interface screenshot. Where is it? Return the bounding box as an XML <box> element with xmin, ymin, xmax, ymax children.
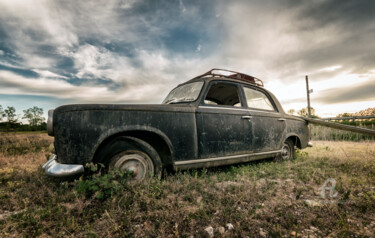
<box><xmin>0</xmin><ymin>105</ymin><xmax>46</xmax><ymax>131</ymax></box>
<box><xmin>287</xmin><ymin>107</ymin><xmax>320</xmax><ymax>118</ymax></box>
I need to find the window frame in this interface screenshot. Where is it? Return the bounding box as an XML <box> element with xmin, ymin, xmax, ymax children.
<box><xmin>241</xmin><ymin>85</ymin><xmax>278</xmax><ymax>112</ymax></box>
<box><xmin>200</xmin><ymin>81</ymin><xmax>246</xmax><ymax>109</ymax></box>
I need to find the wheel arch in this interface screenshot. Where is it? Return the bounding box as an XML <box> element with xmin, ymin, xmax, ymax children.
<box><xmin>92</xmin><ymin>126</ymin><xmax>174</xmax><ymax>166</ymax></box>
<box><xmin>284</xmin><ymin>133</ymin><xmax>302</xmax><ymax>149</ymax></box>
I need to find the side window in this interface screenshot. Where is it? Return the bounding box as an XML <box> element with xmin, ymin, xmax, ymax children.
<box><xmin>243</xmin><ymin>87</ymin><xmax>275</xmax><ymax>111</ymax></box>
<box><xmin>204</xmin><ymin>83</ymin><xmax>242</xmax><ymax>107</ymax></box>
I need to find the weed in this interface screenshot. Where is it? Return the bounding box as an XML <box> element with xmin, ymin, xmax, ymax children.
<box><xmin>74</xmin><ymin>170</ymin><xmax>132</xmax><ymax>200</ymax></box>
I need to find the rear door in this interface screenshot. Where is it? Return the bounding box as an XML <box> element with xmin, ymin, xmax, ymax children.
<box><xmin>196</xmin><ymin>81</ymin><xmax>253</xmax><ymax>158</ymax></box>
<box><xmin>242</xmin><ymin>86</ymin><xmax>285</xmax><ymax>152</ymax></box>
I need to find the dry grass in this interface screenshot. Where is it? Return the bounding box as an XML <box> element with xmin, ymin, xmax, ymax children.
<box><xmin>307</xmin><ymin>140</ymin><xmax>375</xmax><ymax>159</ymax></box>
<box><xmin>311</xmin><ymin>125</ymin><xmax>375</xmax><ymax>141</ymax></box>
<box><xmin>0</xmin><ymin>132</ymin><xmax>53</xmax><ymax>157</ymax></box>
<box><xmin>0</xmin><ymin>134</ymin><xmax>374</xmax><ymax>237</ymax></box>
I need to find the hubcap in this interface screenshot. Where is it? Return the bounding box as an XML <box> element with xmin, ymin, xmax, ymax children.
<box><xmin>281</xmin><ymin>144</ymin><xmax>290</xmax><ymax>160</ymax></box>
<box><xmin>109</xmin><ymin>151</ymin><xmax>154</xmax><ymax>182</ymax></box>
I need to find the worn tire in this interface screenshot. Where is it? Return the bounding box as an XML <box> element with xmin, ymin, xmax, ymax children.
<box><xmin>276</xmin><ymin>138</ymin><xmax>295</xmax><ymax>161</ymax></box>
<box><xmin>96</xmin><ymin>136</ymin><xmax>162</xmax><ymax>181</ymax></box>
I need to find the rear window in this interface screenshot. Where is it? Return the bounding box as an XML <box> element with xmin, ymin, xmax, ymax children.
<box><xmin>243</xmin><ymin>87</ymin><xmax>274</xmax><ymax>111</ymax></box>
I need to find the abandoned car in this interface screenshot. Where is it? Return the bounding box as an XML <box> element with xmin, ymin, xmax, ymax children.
<box><xmin>43</xmin><ymin>69</ymin><xmax>311</xmax><ymax>181</ymax></box>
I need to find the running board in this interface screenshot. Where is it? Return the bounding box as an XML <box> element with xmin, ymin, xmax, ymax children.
<box><xmin>174</xmin><ymin>150</ymin><xmax>281</xmax><ymax>170</ymax></box>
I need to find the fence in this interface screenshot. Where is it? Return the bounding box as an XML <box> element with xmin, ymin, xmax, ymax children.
<box><xmin>308</xmin><ymin>116</ymin><xmax>375</xmax><ymax>141</ymax></box>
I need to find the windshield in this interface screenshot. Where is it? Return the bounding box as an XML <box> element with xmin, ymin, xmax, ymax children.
<box><xmin>162</xmin><ymin>81</ymin><xmax>204</xmax><ymax>104</ymax></box>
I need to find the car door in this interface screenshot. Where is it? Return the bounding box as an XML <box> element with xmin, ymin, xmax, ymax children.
<box><xmin>196</xmin><ymin>81</ymin><xmax>253</xmax><ymax>159</ymax></box>
<box><xmin>242</xmin><ymin>86</ymin><xmax>286</xmax><ymax>153</ymax></box>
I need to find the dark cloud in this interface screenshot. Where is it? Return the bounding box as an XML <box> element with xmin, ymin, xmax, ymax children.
<box><xmin>272</xmin><ymin>0</ymin><xmax>375</xmax><ymax>79</ymax></box>
<box><xmin>0</xmin><ymin>0</ymin><xmax>222</xmax><ymax>79</ymax></box>
<box><xmin>315</xmin><ymin>80</ymin><xmax>375</xmax><ymax>104</ymax></box>
<box><xmin>0</xmin><ymin>64</ymin><xmax>39</xmax><ymax>78</ymax></box>
<box><xmin>296</xmin><ymin>0</ymin><xmax>375</xmax><ymax>29</ymax></box>
<box><xmin>0</xmin><ymin>0</ymin><xmax>374</xmax><ymax>116</ymax></box>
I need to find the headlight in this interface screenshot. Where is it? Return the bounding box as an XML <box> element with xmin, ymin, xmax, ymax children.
<box><xmin>47</xmin><ymin>109</ymin><xmax>54</xmax><ymax>136</ymax></box>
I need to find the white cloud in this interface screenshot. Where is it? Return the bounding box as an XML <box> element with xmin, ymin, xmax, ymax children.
<box><xmin>196</xmin><ymin>44</ymin><xmax>201</xmax><ymax>52</ymax></box>
<box><xmin>0</xmin><ymin>0</ymin><xmax>79</xmax><ymax>47</ymax></box>
<box><xmin>70</xmin><ymin>44</ymin><xmax>120</xmax><ymax>80</ymax></box>
<box><xmin>119</xmin><ymin>0</ymin><xmax>137</xmax><ymax>9</ymax></box>
<box><xmin>0</xmin><ymin>70</ymin><xmax>166</xmax><ymax>103</ymax></box>
<box><xmin>179</xmin><ymin>0</ymin><xmax>187</xmax><ymax>13</ymax></box>
<box><xmin>319</xmin><ymin>65</ymin><xmax>342</xmax><ymax>72</ymax></box>
<box><xmin>32</xmin><ymin>69</ymin><xmax>68</xmax><ymax>79</ymax></box>
<box><xmin>0</xmin><ymin>50</ymin><xmax>211</xmax><ymax>104</ymax></box>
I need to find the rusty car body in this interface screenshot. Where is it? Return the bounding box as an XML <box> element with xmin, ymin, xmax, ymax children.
<box><xmin>43</xmin><ymin>69</ymin><xmax>311</xmax><ymax>181</ymax></box>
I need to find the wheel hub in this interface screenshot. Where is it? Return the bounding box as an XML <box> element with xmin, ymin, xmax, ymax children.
<box><xmin>110</xmin><ymin>152</ymin><xmax>154</xmax><ymax>182</ymax></box>
<box><xmin>281</xmin><ymin>144</ymin><xmax>290</xmax><ymax>160</ymax></box>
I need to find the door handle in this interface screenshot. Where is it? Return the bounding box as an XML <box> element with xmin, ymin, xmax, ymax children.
<box><xmin>278</xmin><ymin>118</ymin><xmax>286</xmax><ymax>121</ymax></box>
<box><xmin>241</xmin><ymin>116</ymin><xmax>252</xmax><ymax>119</ymax></box>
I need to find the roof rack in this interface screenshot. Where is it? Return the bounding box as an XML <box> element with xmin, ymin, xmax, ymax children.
<box><xmin>191</xmin><ymin>68</ymin><xmax>264</xmax><ymax>87</ymax></box>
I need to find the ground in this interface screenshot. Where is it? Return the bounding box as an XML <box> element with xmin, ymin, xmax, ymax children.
<box><xmin>0</xmin><ymin>132</ymin><xmax>374</xmax><ymax>237</ymax></box>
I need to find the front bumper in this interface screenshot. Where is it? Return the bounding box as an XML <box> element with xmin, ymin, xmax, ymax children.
<box><xmin>42</xmin><ymin>154</ymin><xmax>84</xmax><ymax>177</ymax></box>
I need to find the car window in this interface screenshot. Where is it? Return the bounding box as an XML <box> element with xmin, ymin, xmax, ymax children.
<box><xmin>204</xmin><ymin>83</ymin><xmax>242</xmax><ymax>107</ymax></box>
<box><xmin>163</xmin><ymin>81</ymin><xmax>204</xmax><ymax>104</ymax></box>
<box><xmin>243</xmin><ymin>87</ymin><xmax>275</xmax><ymax>111</ymax></box>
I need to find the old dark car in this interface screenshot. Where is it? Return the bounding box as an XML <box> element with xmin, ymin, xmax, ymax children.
<box><xmin>43</xmin><ymin>69</ymin><xmax>311</xmax><ymax>181</ymax></box>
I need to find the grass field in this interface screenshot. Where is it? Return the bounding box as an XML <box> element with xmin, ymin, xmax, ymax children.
<box><xmin>0</xmin><ymin>133</ymin><xmax>374</xmax><ymax>237</ymax></box>
<box><xmin>311</xmin><ymin>124</ymin><xmax>375</xmax><ymax>141</ymax></box>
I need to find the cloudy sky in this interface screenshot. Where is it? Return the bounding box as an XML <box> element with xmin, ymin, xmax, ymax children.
<box><xmin>0</xmin><ymin>0</ymin><xmax>374</xmax><ymax>119</ymax></box>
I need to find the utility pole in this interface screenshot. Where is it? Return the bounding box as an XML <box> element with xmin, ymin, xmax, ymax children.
<box><xmin>305</xmin><ymin>75</ymin><xmax>313</xmax><ymax>118</ymax></box>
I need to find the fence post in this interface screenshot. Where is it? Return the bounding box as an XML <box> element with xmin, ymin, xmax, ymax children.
<box><xmin>305</xmin><ymin>75</ymin><xmax>311</xmax><ymax>118</ymax></box>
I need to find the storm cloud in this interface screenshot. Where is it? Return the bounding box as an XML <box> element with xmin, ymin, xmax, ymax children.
<box><xmin>315</xmin><ymin>79</ymin><xmax>375</xmax><ymax>104</ymax></box>
<box><xmin>0</xmin><ymin>0</ymin><xmax>374</xmax><ymax>116</ymax></box>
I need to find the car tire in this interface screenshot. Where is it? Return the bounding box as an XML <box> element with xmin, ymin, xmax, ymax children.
<box><xmin>276</xmin><ymin>138</ymin><xmax>295</xmax><ymax>161</ymax></box>
<box><xmin>96</xmin><ymin>136</ymin><xmax>162</xmax><ymax>182</ymax></box>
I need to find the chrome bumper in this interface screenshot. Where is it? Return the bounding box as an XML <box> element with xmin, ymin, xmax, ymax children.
<box><xmin>42</xmin><ymin>154</ymin><xmax>84</xmax><ymax>177</ymax></box>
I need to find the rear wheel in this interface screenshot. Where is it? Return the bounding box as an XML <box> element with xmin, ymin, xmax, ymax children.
<box><xmin>96</xmin><ymin>136</ymin><xmax>162</xmax><ymax>182</ymax></box>
<box><xmin>277</xmin><ymin>138</ymin><xmax>295</xmax><ymax>161</ymax></box>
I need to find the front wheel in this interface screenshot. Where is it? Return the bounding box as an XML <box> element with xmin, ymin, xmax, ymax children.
<box><xmin>96</xmin><ymin>136</ymin><xmax>162</xmax><ymax>182</ymax></box>
<box><xmin>109</xmin><ymin>150</ymin><xmax>155</xmax><ymax>181</ymax></box>
<box><xmin>277</xmin><ymin>138</ymin><xmax>295</xmax><ymax>161</ymax></box>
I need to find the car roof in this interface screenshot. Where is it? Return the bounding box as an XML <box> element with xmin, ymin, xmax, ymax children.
<box><xmin>183</xmin><ymin>68</ymin><xmax>264</xmax><ymax>88</ymax></box>
<box><xmin>177</xmin><ymin>69</ymin><xmax>286</xmax><ymax>115</ymax></box>
<box><xmin>187</xmin><ymin>76</ymin><xmax>263</xmax><ymax>89</ymax></box>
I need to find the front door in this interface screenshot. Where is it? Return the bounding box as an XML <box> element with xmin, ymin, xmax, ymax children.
<box><xmin>196</xmin><ymin>82</ymin><xmax>253</xmax><ymax>158</ymax></box>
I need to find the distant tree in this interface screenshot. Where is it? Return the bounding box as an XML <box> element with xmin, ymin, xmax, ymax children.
<box><xmin>23</xmin><ymin>106</ymin><xmax>45</xmax><ymax>127</ymax></box>
<box><xmin>287</xmin><ymin>109</ymin><xmax>295</xmax><ymax>115</ymax></box>
<box><xmin>4</xmin><ymin>106</ymin><xmax>18</xmax><ymax>124</ymax></box>
<box><xmin>0</xmin><ymin>105</ymin><xmax>4</xmax><ymax>121</ymax></box>
<box><xmin>340</xmin><ymin>113</ymin><xmax>352</xmax><ymax>118</ymax></box>
<box><xmin>297</xmin><ymin>107</ymin><xmax>317</xmax><ymax>118</ymax></box>
<box><xmin>297</xmin><ymin>108</ymin><xmax>308</xmax><ymax>117</ymax></box>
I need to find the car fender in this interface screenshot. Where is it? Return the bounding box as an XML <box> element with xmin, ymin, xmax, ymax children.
<box><xmin>91</xmin><ymin>125</ymin><xmax>175</xmax><ymax>161</ymax></box>
<box><xmin>283</xmin><ymin>132</ymin><xmax>303</xmax><ymax>149</ymax></box>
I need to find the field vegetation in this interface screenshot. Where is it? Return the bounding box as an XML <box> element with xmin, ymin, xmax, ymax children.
<box><xmin>293</xmin><ymin>107</ymin><xmax>375</xmax><ymax>141</ymax></box>
<box><xmin>0</xmin><ymin>132</ymin><xmax>374</xmax><ymax>237</ymax></box>
<box><xmin>311</xmin><ymin>124</ymin><xmax>375</xmax><ymax>141</ymax></box>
